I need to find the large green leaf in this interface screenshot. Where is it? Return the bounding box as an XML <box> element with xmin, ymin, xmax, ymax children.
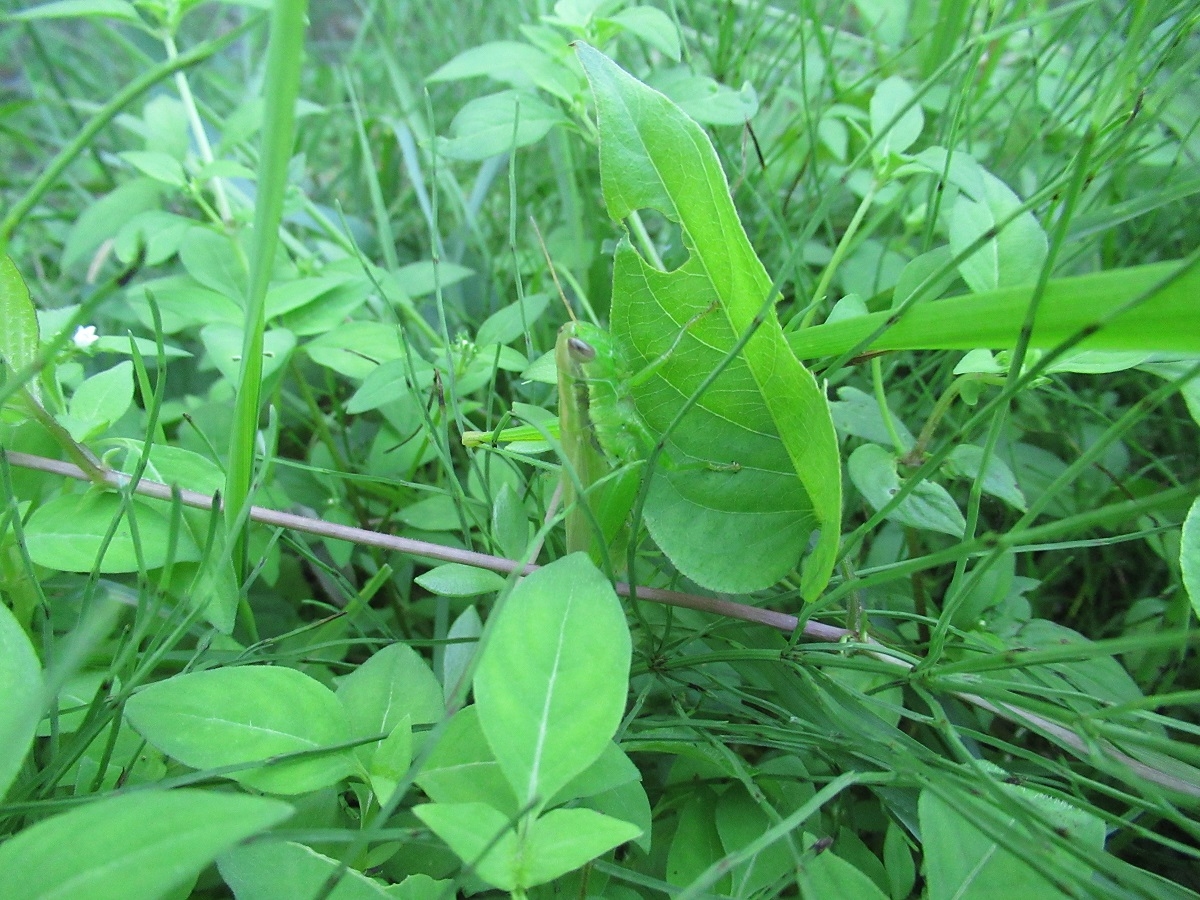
<box><xmin>0</xmin><ymin>603</ymin><xmax>42</xmax><ymax>800</ymax></box>
<box><xmin>577</xmin><ymin>43</ymin><xmax>842</xmax><ymax>597</ymax></box>
<box><xmin>124</xmin><ymin>666</ymin><xmax>356</xmax><ymax>794</ymax></box>
<box><xmin>919</xmin><ymin>784</ymin><xmax>1106</xmax><ymax>899</ymax></box>
<box><xmin>219</xmin><ymin>840</ymin><xmax>391</xmax><ymax>900</ymax></box>
<box><xmin>473</xmin><ymin>553</ymin><xmax>630</xmax><ymax>810</ymax></box>
<box><xmin>0</xmin><ymin>789</ymin><xmax>292</xmax><ymax>900</ymax></box>
<box><xmin>24</xmin><ymin>493</ymin><xmax>201</xmax><ymax>573</ymax></box>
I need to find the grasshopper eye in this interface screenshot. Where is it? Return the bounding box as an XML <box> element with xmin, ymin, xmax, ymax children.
<box><xmin>567</xmin><ymin>337</ymin><xmax>596</xmax><ymax>362</ymax></box>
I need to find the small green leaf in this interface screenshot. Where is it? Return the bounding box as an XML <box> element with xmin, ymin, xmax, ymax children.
<box><xmin>0</xmin><ymin>256</ymin><xmax>40</xmax><ymax>401</ymax></box>
<box><xmin>666</xmin><ymin>789</ymin><xmax>728</xmax><ymax>891</ymax></box>
<box><xmin>369</xmin><ymin>716</ymin><xmax>413</xmax><ymax>801</ymax></box>
<box><xmin>427</xmin><ymin>40</ymin><xmax>578</xmax><ymax>103</ymax></box>
<box><xmin>830</xmin><ymin>386</ymin><xmax>915</xmax><ymax>449</ymax></box>
<box><xmin>870</xmin><ymin>76</ymin><xmax>924</xmax><ymax>156</ymax></box>
<box><xmin>849</xmin><ymin>444</ymin><xmax>966</xmax><ymax>537</ymax></box>
<box><xmin>65</xmin><ymin>360</ymin><xmax>134</xmax><ymax>441</ymax></box>
<box><xmin>943</xmin><ymin>444</ymin><xmax>1027</xmax><ymax>511</ymax></box>
<box><xmin>415</xmin><ymin>563</ymin><xmax>507</xmax><ymax>597</ymax></box>
<box><xmin>335</xmin><ymin>642</ymin><xmax>445</xmax><ymax>741</ymax></box>
<box><xmin>0</xmin><ymin>603</ymin><xmax>42</xmax><ymax>800</ymax></box>
<box><xmin>949</xmin><ymin>171</ymin><xmax>1048</xmax><ymax>293</ymax></box>
<box><xmin>116</xmin><ymin>442</ymin><xmax>225</xmax><ymax>495</ymax></box>
<box><xmin>128</xmin><ymin>275</ymin><xmax>242</xmax><ymax>333</ymax></box>
<box><xmin>305</xmin><ymin>321</ymin><xmax>405</xmax><ymax>379</ymax></box>
<box><xmin>521</xmin><ymin>808</ymin><xmax>642</xmax><ymax>886</ymax></box>
<box><xmin>119</xmin><ymin>150</ymin><xmax>186</xmax><ymax>187</ymax></box>
<box><xmin>491</xmin><ymin>483</ymin><xmax>531</xmax><ymax>561</ymax></box>
<box><xmin>219</xmin><ymin>840</ymin><xmax>390</xmax><ymax>900</ymax></box>
<box><xmin>549</xmin><ymin>741</ymin><xmax>642</xmax><ymax>807</ymax></box>
<box><xmin>346</xmin><ymin>358</ymin><xmax>436</xmax><ymax>414</ymax></box>
<box><xmin>389</xmin><ymin>874</ymin><xmax>454</xmax><ymax>900</ymax></box>
<box><xmin>1183</xmin><ymin>495</ymin><xmax>1200</xmax><ymax>619</ymax></box>
<box><xmin>884</xmin><ymin>820</ymin><xmax>916</xmax><ymax>900</ymax></box>
<box><xmin>389</xmin><ymin>260</ymin><xmax>475</xmax><ymax>299</ymax></box>
<box><xmin>892</xmin><ymin>246</ymin><xmax>955</xmax><ymax>308</ymax></box>
<box><xmin>24</xmin><ymin>493</ymin><xmax>201</xmax><ymax>573</ymax></box>
<box><xmin>649</xmin><ymin>69</ymin><xmax>759</xmax><ymax>125</ymax></box>
<box><xmin>397</xmin><ymin>494</ymin><xmax>466</xmax><ymax>532</ymax></box>
<box><xmin>438</xmin><ymin>90</ymin><xmax>564</xmax><ymax>161</ymax></box>
<box><xmin>443</xmin><ymin>605</ymin><xmax>483</xmax><ymax>703</ymax></box>
<box><xmin>62</xmin><ymin>178</ymin><xmax>163</xmax><ymax>271</ymax></box>
<box><xmin>802</xmin><ymin>842</ymin><xmax>890</xmax><ymax>899</ymax></box>
<box><xmin>416</xmin><ymin>705</ymin><xmax>518</xmax><ymax>815</ymax></box>
<box><xmin>180</xmin><ymin>227</ymin><xmax>247</xmax><ymax>300</ymax></box>
<box><xmin>715</xmin><ymin>787</ymin><xmax>795</xmax><ymax>896</ymax></box>
<box><xmin>91</xmin><ymin>335</ymin><xmax>191</xmax><ymax>360</ymax></box>
<box><xmin>200</xmin><ymin>323</ymin><xmax>295</xmax><ymax>385</ymax></box>
<box><xmin>0</xmin><ymin>789</ymin><xmax>292</xmax><ymax>900</ymax></box>
<box><xmin>265</xmin><ymin>273</ymin><xmax>356</xmax><ymax>318</ymax></box>
<box><xmin>413</xmin><ymin>802</ymin><xmax>519</xmax><ymax>891</ymax></box>
<box><xmin>125</xmin><ymin>666</ymin><xmax>356</xmax><ymax>794</ymax></box>
<box><xmin>607</xmin><ymin>6</ymin><xmax>681</xmax><ymax>61</ymax></box>
<box><xmin>474</xmin><ymin>553</ymin><xmax>630</xmax><ymax>809</ymax></box>
<box><xmin>476</xmin><ymin>292</ymin><xmax>551</xmax><ymax>347</ymax></box>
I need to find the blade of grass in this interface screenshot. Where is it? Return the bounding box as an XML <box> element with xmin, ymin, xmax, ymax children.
<box><xmin>224</xmin><ymin>0</ymin><xmax>307</xmax><ymax>603</ymax></box>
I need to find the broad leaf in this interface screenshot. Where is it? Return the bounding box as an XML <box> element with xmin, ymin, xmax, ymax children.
<box><xmin>0</xmin><ymin>789</ymin><xmax>292</xmax><ymax>900</ymax></box>
<box><xmin>0</xmin><ymin>603</ymin><xmax>42</xmax><ymax>800</ymax></box>
<box><xmin>577</xmin><ymin>43</ymin><xmax>842</xmax><ymax>596</ymax></box>
<box><xmin>949</xmin><ymin>170</ymin><xmax>1048</xmax><ymax>292</ymax></box>
<box><xmin>335</xmin><ymin>642</ymin><xmax>444</xmax><ymax>780</ymax></box>
<box><xmin>474</xmin><ymin>553</ymin><xmax>630</xmax><ymax>809</ymax></box>
<box><xmin>849</xmin><ymin>444</ymin><xmax>966</xmax><ymax>537</ymax></box>
<box><xmin>920</xmin><ymin>785</ymin><xmax>1105</xmax><ymax>899</ymax></box>
<box><xmin>415</xmin><ymin>704</ymin><xmax>518</xmax><ymax>815</ymax></box>
<box><xmin>219</xmin><ymin>840</ymin><xmax>390</xmax><ymax>900</ymax></box>
<box><xmin>24</xmin><ymin>493</ymin><xmax>201</xmax><ymax>573</ymax></box>
<box><xmin>413</xmin><ymin>802</ymin><xmax>639</xmax><ymax>892</ymax></box>
<box><xmin>438</xmin><ymin>90</ymin><xmax>564</xmax><ymax>161</ymax></box>
<box><xmin>870</xmin><ymin>76</ymin><xmax>923</xmax><ymax>156</ymax></box>
<box><xmin>125</xmin><ymin>666</ymin><xmax>356</xmax><ymax>794</ymax></box>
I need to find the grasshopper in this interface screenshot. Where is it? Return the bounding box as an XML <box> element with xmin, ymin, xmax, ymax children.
<box><xmin>462</xmin><ymin>233</ymin><xmax>719</xmax><ymax>572</ymax></box>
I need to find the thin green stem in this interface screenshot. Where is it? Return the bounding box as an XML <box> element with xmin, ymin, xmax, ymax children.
<box><xmin>0</xmin><ymin>16</ymin><xmax>259</xmax><ymax>245</ymax></box>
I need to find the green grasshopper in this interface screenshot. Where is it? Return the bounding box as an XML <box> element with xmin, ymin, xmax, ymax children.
<box><xmin>463</xmin><ymin>311</ymin><xmax>711</xmax><ymax>570</ymax></box>
<box><xmin>462</xmin><ymin>243</ymin><xmax>719</xmax><ymax>571</ymax></box>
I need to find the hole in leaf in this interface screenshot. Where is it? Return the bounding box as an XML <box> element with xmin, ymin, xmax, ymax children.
<box><xmin>629</xmin><ymin>208</ymin><xmax>688</xmax><ymax>273</ymax></box>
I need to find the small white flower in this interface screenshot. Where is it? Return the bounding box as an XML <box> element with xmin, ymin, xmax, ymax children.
<box><xmin>73</xmin><ymin>325</ymin><xmax>99</xmax><ymax>349</ymax></box>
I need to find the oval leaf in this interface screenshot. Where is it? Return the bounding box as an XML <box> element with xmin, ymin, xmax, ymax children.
<box><xmin>125</xmin><ymin>666</ymin><xmax>355</xmax><ymax>794</ymax></box>
<box><xmin>219</xmin><ymin>840</ymin><xmax>390</xmax><ymax>900</ymax></box>
<box><xmin>849</xmin><ymin>444</ymin><xmax>966</xmax><ymax>537</ymax></box>
<box><xmin>0</xmin><ymin>789</ymin><xmax>292</xmax><ymax>900</ymax></box>
<box><xmin>474</xmin><ymin>553</ymin><xmax>630</xmax><ymax>808</ymax></box>
<box><xmin>1182</xmin><ymin>494</ymin><xmax>1200</xmax><ymax>619</ymax></box>
<box><xmin>24</xmin><ymin>493</ymin><xmax>201</xmax><ymax>573</ymax></box>
<box><xmin>0</xmin><ymin>604</ymin><xmax>42</xmax><ymax>800</ymax></box>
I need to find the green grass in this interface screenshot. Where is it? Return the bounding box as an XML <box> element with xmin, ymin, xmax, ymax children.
<box><xmin>1</xmin><ymin>1</ymin><xmax>1198</xmax><ymax>898</ymax></box>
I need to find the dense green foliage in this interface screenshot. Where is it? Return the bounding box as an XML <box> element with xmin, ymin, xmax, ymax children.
<box><xmin>1</xmin><ymin>1</ymin><xmax>1198</xmax><ymax>898</ymax></box>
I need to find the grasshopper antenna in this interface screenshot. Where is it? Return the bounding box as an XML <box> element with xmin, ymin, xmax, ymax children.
<box><xmin>530</xmin><ymin>216</ymin><xmax>576</xmax><ymax>323</ymax></box>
